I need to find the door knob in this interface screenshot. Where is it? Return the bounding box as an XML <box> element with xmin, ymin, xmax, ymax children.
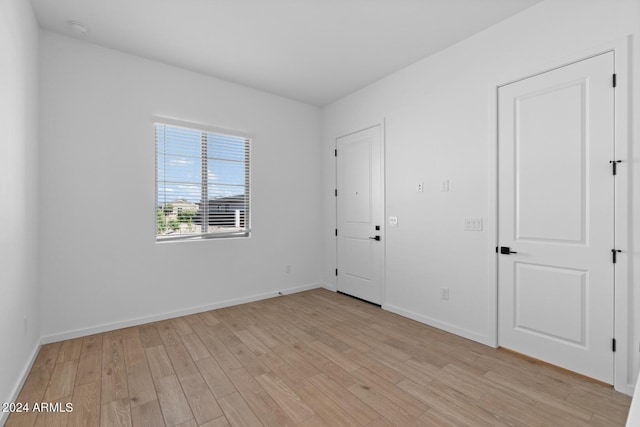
<box><xmin>369</xmin><ymin>236</ymin><xmax>381</xmax><ymax>241</ymax></box>
<box><xmin>499</xmin><ymin>246</ymin><xmax>517</xmax><ymax>254</ymax></box>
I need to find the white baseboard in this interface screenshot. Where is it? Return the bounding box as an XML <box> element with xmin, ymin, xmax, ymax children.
<box><xmin>383</xmin><ymin>303</ymin><xmax>494</xmax><ymax>347</ymax></box>
<box><xmin>41</xmin><ymin>283</ymin><xmax>322</xmax><ymax>344</ymax></box>
<box><xmin>321</xmin><ymin>283</ymin><xmax>337</xmax><ymax>292</ymax></box>
<box><xmin>1</xmin><ymin>339</ymin><xmax>41</xmax><ymax>426</ymax></box>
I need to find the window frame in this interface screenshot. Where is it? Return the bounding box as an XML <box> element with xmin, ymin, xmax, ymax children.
<box><xmin>154</xmin><ymin>118</ymin><xmax>252</xmax><ymax>242</ymax></box>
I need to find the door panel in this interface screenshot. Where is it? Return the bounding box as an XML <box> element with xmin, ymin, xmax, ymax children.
<box><xmin>343</xmin><ymin>140</ymin><xmax>372</xmax><ymax>224</ymax></box>
<box><xmin>498</xmin><ymin>52</ymin><xmax>614</xmax><ymax>383</ymax></box>
<box><xmin>343</xmin><ymin>237</ymin><xmax>372</xmax><ymax>280</ymax></box>
<box><xmin>516</xmin><ymin>81</ymin><xmax>586</xmax><ymax>243</ymax></box>
<box><xmin>514</xmin><ymin>263</ymin><xmax>586</xmax><ymax>344</ymax></box>
<box><xmin>337</xmin><ymin>125</ymin><xmax>383</xmax><ymax>304</ymax></box>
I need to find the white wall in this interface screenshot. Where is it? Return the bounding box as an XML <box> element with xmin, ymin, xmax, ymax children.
<box><xmin>39</xmin><ymin>32</ymin><xmax>323</xmax><ymax>340</ymax></box>
<box><xmin>0</xmin><ymin>0</ymin><xmax>41</xmax><ymax>419</ymax></box>
<box><xmin>322</xmin><ymin>0</ymin><xmax>640</xmax><ymax>390</ymax></box>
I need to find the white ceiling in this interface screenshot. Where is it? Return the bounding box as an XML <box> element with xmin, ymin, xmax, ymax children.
<box><xmin>30</xmin><ymin>0</ymin><xmax>542</xmax><ymax>106</ymax></box>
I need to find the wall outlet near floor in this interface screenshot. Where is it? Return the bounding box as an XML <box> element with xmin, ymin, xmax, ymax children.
<box><xmin>441</xmin><ymin>287</ymin><xmax>450</xmax><ymax>301</ymax></box>
<box><xmin>416</xmin><ymin>181</ymin><xmax>424</xmax><ymax>192</ymax></box>
<box><xmin>441</xmin><ymin>179</ymin><xmax>450</xmax><ymax>192</ymax></box>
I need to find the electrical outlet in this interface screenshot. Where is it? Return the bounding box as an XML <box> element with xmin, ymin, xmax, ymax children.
<box><xmin>416</xmin><ymin>181</ymin><xmax>424</xmax><ymax>192</ymax></box>
<box><xmin>441</xmin><ymin>288</ymin><xmax>450</xmax><ymax>300</ymax></box>
<box><xmin>389</xmin><ymin>216</ymin><xmax>398</xmax><ymax>227</ymax></box>
<box><xmin>441</xmin><ymin>179</ymin><xmax>450</xmax><ymax>192</ymax></box>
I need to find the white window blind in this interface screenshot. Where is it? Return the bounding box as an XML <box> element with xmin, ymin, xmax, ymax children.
<box><xmin>155</xmin><ymin>123</ymin><xmax>251</xmax><ymax>241</ymax></box>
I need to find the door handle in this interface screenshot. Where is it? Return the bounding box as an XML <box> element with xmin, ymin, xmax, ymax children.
<box><xmin>498</xmin><ymin>246</ymin><xmax>517</xmax><ymax>255</ymax></box>
<box><xmin>369</xmin><ymin>236</ymin><xmax>381</xmax><ymax>241</ymax></box>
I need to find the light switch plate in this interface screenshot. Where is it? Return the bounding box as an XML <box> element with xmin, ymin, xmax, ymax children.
<box><xmin>464</xmin><ymin>217</ymin><xmax>483</xmax><ymax>231</ymax></box>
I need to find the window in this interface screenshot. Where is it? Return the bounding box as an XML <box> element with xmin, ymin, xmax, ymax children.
<box><xmin>155</xmin><ymin>122</ymin><xmax>251</xmax><ymax>241</ymax></box>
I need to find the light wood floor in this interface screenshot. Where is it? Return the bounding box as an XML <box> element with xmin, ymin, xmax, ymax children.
<box><xmin>6</xmin><ymin>289</ymin><xmax>631</xmax><ymax>427</ymax></box>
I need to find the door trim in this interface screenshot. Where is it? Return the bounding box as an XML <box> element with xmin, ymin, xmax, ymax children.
<box><xmin>489</xmin><ymin>37</ymin><xmax>630</xmax><ymax>394</ymax></box>
<box><xmin>335</xmin><ymin>121</ymin><xmax>386</xmax><ymax>307</ymax></box>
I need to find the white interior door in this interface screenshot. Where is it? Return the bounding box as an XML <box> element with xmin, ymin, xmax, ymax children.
<box><xmin>498</xmin><ymin>52</ymin><xmax>615</xmax><ymax>383</ymax></box>
<box><xmin>336</xmin><ymin>125</ymin><xmax>384</xmax><ymax>304</ymax></box>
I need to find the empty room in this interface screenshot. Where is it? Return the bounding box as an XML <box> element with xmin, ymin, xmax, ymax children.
<box><xmin>2</xmin><ymin>0</ymin><xmax>640</xmax><ymax>425</ymax></box>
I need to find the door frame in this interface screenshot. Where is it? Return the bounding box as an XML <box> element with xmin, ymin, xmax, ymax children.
<box><xmin>335</xmin><ymin>121</ymin><xmax>386</xmax><ymax>306</ymax></box>
<box><xmin>489</xmin><ymin>37</ymin><xmax>630</xmax><ymax>393</ymax></box>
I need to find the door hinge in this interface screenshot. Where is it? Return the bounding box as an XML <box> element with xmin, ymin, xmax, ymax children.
<box><xmin>334</xmin><ymin>189</ymin><xmax>337</xmax><ymax>197</ymax></box>
<box><xmin>335</xmin><ymin>268</ymin><xmax>338</xmax><ymax>276</ymax></box>
<box><xmin>613</xmin><ymin>73</ymin><xmax>617</xmax><ymax>88</ymax></box>
<box><xmin>612</xmin><ymin>249</ymin><xmax>622</xmax><ymax>263</ymax></box>
<box><xmin>335</xmin><ymin>228</ymin><xmax>338</xmax><ymax>236</ymax></box>
<box><xmin>612</xmin><ymin>338</ymin><xmax>617</xmax><ymax>352</ymax></box>
<box><xmin>610</xmin><ymin>160</ymin><xmax>622</xmax><ymax>175</ymax></box>
<box><xmin>334</xmin><ymin>149</ymin><xmax>337</xmax><ymax>157</ymax></box>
